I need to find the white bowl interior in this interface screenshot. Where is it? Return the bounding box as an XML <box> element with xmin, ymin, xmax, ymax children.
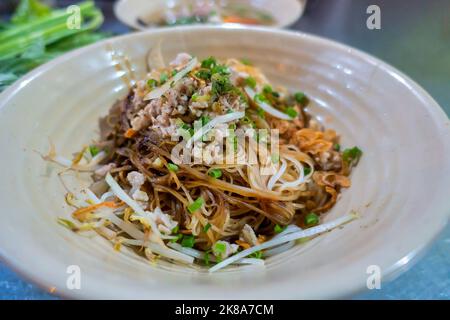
<box><xmin>0</xmin><ymin>26</ymin><xmax>449</xmax><ymax>299</ymax></box>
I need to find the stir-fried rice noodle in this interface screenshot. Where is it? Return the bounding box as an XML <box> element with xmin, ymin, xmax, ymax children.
<box><xmin>52</xmin><ymin>53</ymin><xmax>362</xmax><ymax>270</ymax></box>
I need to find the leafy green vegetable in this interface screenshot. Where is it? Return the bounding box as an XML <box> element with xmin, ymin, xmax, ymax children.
<box><xmin>0</xmin><ymin>1</ymin><xmax>107</xmax><ymax>92</ymax></box>
<box><xmin>12</xmin><ymin>0</ymin><xmax>51</xmax><ymax>25</ymax></box>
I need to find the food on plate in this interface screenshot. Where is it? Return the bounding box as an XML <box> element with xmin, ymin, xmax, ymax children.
<box><xmin>48</xmin><ymin>53</ymin><xmax>361</xmax><ymax>271</ymax></box>
<box><xmin>137</xmin><ymin>1</ymin><xmax>275</xmax><ymax>27</ymax></box>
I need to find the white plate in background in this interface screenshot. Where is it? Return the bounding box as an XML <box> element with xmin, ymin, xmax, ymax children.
<box><xmin>114</xmin><ymin>0</ymin><xmax>306</xmax><ymax>30</ymax></box>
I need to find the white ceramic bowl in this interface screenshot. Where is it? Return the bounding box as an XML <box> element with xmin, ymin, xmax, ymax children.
<box><xmin>114</xmin><ymin>0</ymin><xmax>306</xmax><ymax>30</ymax></box>
<box><xmin>0</xmin><ymin>26</ymin><xmax>449</xmax><ymax>299</ymax></box>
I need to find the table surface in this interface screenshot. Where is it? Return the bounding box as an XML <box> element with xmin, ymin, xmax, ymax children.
<box><xmin>0</xmin><ymin>0</ymin><xmax>449</xmax><ymax>300</ymax></box>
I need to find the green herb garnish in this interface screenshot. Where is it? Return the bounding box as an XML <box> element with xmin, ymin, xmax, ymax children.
<box><xmin>89</xmin><ymin>145</ymin><xmax>100</xmax><ymax>157</ymax></box>
<box><xmin>188</xmin><ymin>196</ymin><xmax>204</xmax><ymax>213</ymax></box>
<box><xmin>203</xmin><ymin>223</ymin><xmax>212</xmax><ymax>233</ymax></box>
<box><xmin>208</xmin><ymin>168</ymin><xmax>222</xmax><ymax>179</ymax></box>
<box><xmin>285</xmin><ymin>107</ymin><xmax>298</xmax><ymax>118</ymax></box>
<box><xmin>249</xmin><ymin>251</ymin><xmax>263</xmax><ymax>259</ymax></box>
<box><xmin>201</xmin><ymin>56</ymin><xmax>217</xmax><ymax>69</ymax></box>
<box><xmin>240</xmin><ymin>58</ymin><xmax>252</xmax><ymax>65</ymax></box>
<box><xmin>211</xmin><ymin>73</ymin><xmax>233</xmax><ymax>96</ymax></box>
<box><xmin>166</xmin><ymin>163</ymin><xmax>179</xmax><ymax>172</ymax></box>
<box><xmin>214</xmin><ymin>242</ymin><xmax>226</xmax><ymax>253</ymax></box>
<box><xmin>195</xmin><ymin>69</ymin><xmax>211</xmax><ymax>80</ymax></box>
<box><xmin>245</xmin><ymin>76</ymin><xmax>257</xmax><ymax>89</ymax></box>
<box><xmin>334</xmin><ymin>143</ymin><xmax>341</xmax><ymax>151</ymax></box>
<box><xmin>294</xmin><ymin>92</ymin><xmax>307</xmax><ymax>104</ymax></box>
<box><xmin>181</xmin><ymin>235</ymin><xmax>195</xmax><ymax>248</ymax></box>
<box><xmin>303</xmin><ymin>166</ymin><xmax>311</xmax><ymax>176</ymax></box>
<box><xmin>159</xmin><ymin>73</ymin><xmax>168</xmax><ymax>84</ymax></box>
<box><xmin>305</xmin><ymin>212</ymin><xmax>319</xmax><ymax>226</ymax></box>
<box><xmin>147</xmin><ymin>78</ymin><xmax>158</xmax><ymax>88</ymax></box>
<box><xmin>342</xmin><ymin>146</ymin><xmax>363</xmax><ymax>164</ymax></box>
<box><xmin>274</xmin><ymin>224</ymin><xmax>286</xmax><ymax>234</ymax></box>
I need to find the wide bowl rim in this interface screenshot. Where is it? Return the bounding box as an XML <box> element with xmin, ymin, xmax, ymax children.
<box><xmin>0</xmin><ymin>25</ymin><xmax>449</xmax><ymax>299</ymax></box>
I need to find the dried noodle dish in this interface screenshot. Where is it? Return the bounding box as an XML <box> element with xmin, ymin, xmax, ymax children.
<box><xmin>47</xmin><ymin>53</ymin><xmax>362</xmax><ymax>272</ymax></box>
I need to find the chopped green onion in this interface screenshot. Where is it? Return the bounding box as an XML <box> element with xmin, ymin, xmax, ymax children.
<box><xmin>211</xmin><ymin>64</ymin><xmax>230</xmax><ymax>75</ymax></box>
<box><xmin>285</xmin><ymin>107</ymin><xmax>298</xmax><ymax>118</ymax></box>
<box><xmin>256</xmin><ymin>107</ymin><xmax>265</xmax><ymax>118</ymax></box>
<box><xmin>171</xmin><ymin>225</ymin><xmax>179</xmax><ymax>234</ymax></box>
<box><xmin>245</xmin><ymin>76</ymin><xmax>257</xmax><ymax>89</ymax></box>
<box><xmin>159</xmin><ymin>73</ymin><xmax>168</xmax><ymax>84</ymax></box>
<box><xmin>89</xmin><ymin>145</ymin><xmax>100</xmax><ymax>157</ymax></box>
<box><xmin>305</xmin><ymin>212</ymin><xmax>319</xmax><ymax>226</ymax></box>
<box><xmin>167</xmin><ymin>163</ymin><xmax>179</xmax><ymax>172</ymax></box>
<box><xmin>204</xmin><ymin>250</ymin><xmax>211</xmax><ymax>266</ymax></box>
<box><xmin>334</xmin><ymin>143</ymin><xmax>341</xmax><ymax>151</ymax></box>
<box><xmin>171</xmin><ymin>69</ymin><xmax>178</xmax><ymax>76</ymax></box>
<box><xmin>208</xmin><ymin>168</ymin><xmax>222</xmax><ymax>179</ymax></box>
<box><xmin>303</xmin><ymin>166</ymin><xmax>311</xmax><ymax>176</ymax></box>
<box><xmin>249</xmin><ymin>250</ymin><xmax>263</xmax><ymax>259</ymax></box>
<box><xmin>211</xmin><ymin>73</ymin><xmax>234</xmax><ymax>96</ymax></box>
<box><xmin>170</xmin><ymin>233</ymin><xmax>183</xmax><ymax>243</ymax></box>
<box><xmin>240</xmin><ymin>58</ymin><xmax>252</xmax><ymax>65</ymax></box>
<box><xmin>342</xmin><ymin>146</ymin><xmax>363</xmax><ymax>163</ymax></box>
<box><xmin>147</xmin><ymin>78</ymin><xmax>158</xmax><ymax>88</ymax></box>
<box><xmin>188</xmin><ymin>196</ymin><xmax>204</xmax><ymax>213</ymax></box>
<box><xmin>294</xmin><ymin>92</ymin><xmax>307</xmax><ymax>104</ymax></box>
<box><xmin>201</xmin><ymin>115</ymin><xmax>211</xmax><ymax>126</ymax></box>
<box><xmin>203</xmin><ymin>223</ymin><xmax>212</xmax><ymax>233</ymax></box>
<box><xmin>181</xmin><ymin>235</ymin><xmax>195</xmax><ymax>248</ymax></box>
<box><xmin>262</xmin><ymin>85</ymin><xmax>272</xmax><ymax>95</ymax></box>
<box><xmin>191</xmin><ymin>93</ymin><xmax>199</xmax><ymax>102</ymax></box>
<box><xmin>195</xmin><ymin>69</ymin><xmax>211</xmax><ymax>80</ymax></box>
<box><xmin>201</xmin><ymin>56</ymin><xmax>216</xmax><ymax>69</ymax></box>
<box><xmin>274</xmin><ymin>224</ymin><xmax>286</xmax><ymax>234</ymax></box>
<box><xmin>214</xmin><ymin>242</ymin><xmax>226</xmax><ymax>253</ymax></box>
<box><xmin>254</xmin><ymin>93</ymin><xmax>268</xmax><ymax>103</ymax></box>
